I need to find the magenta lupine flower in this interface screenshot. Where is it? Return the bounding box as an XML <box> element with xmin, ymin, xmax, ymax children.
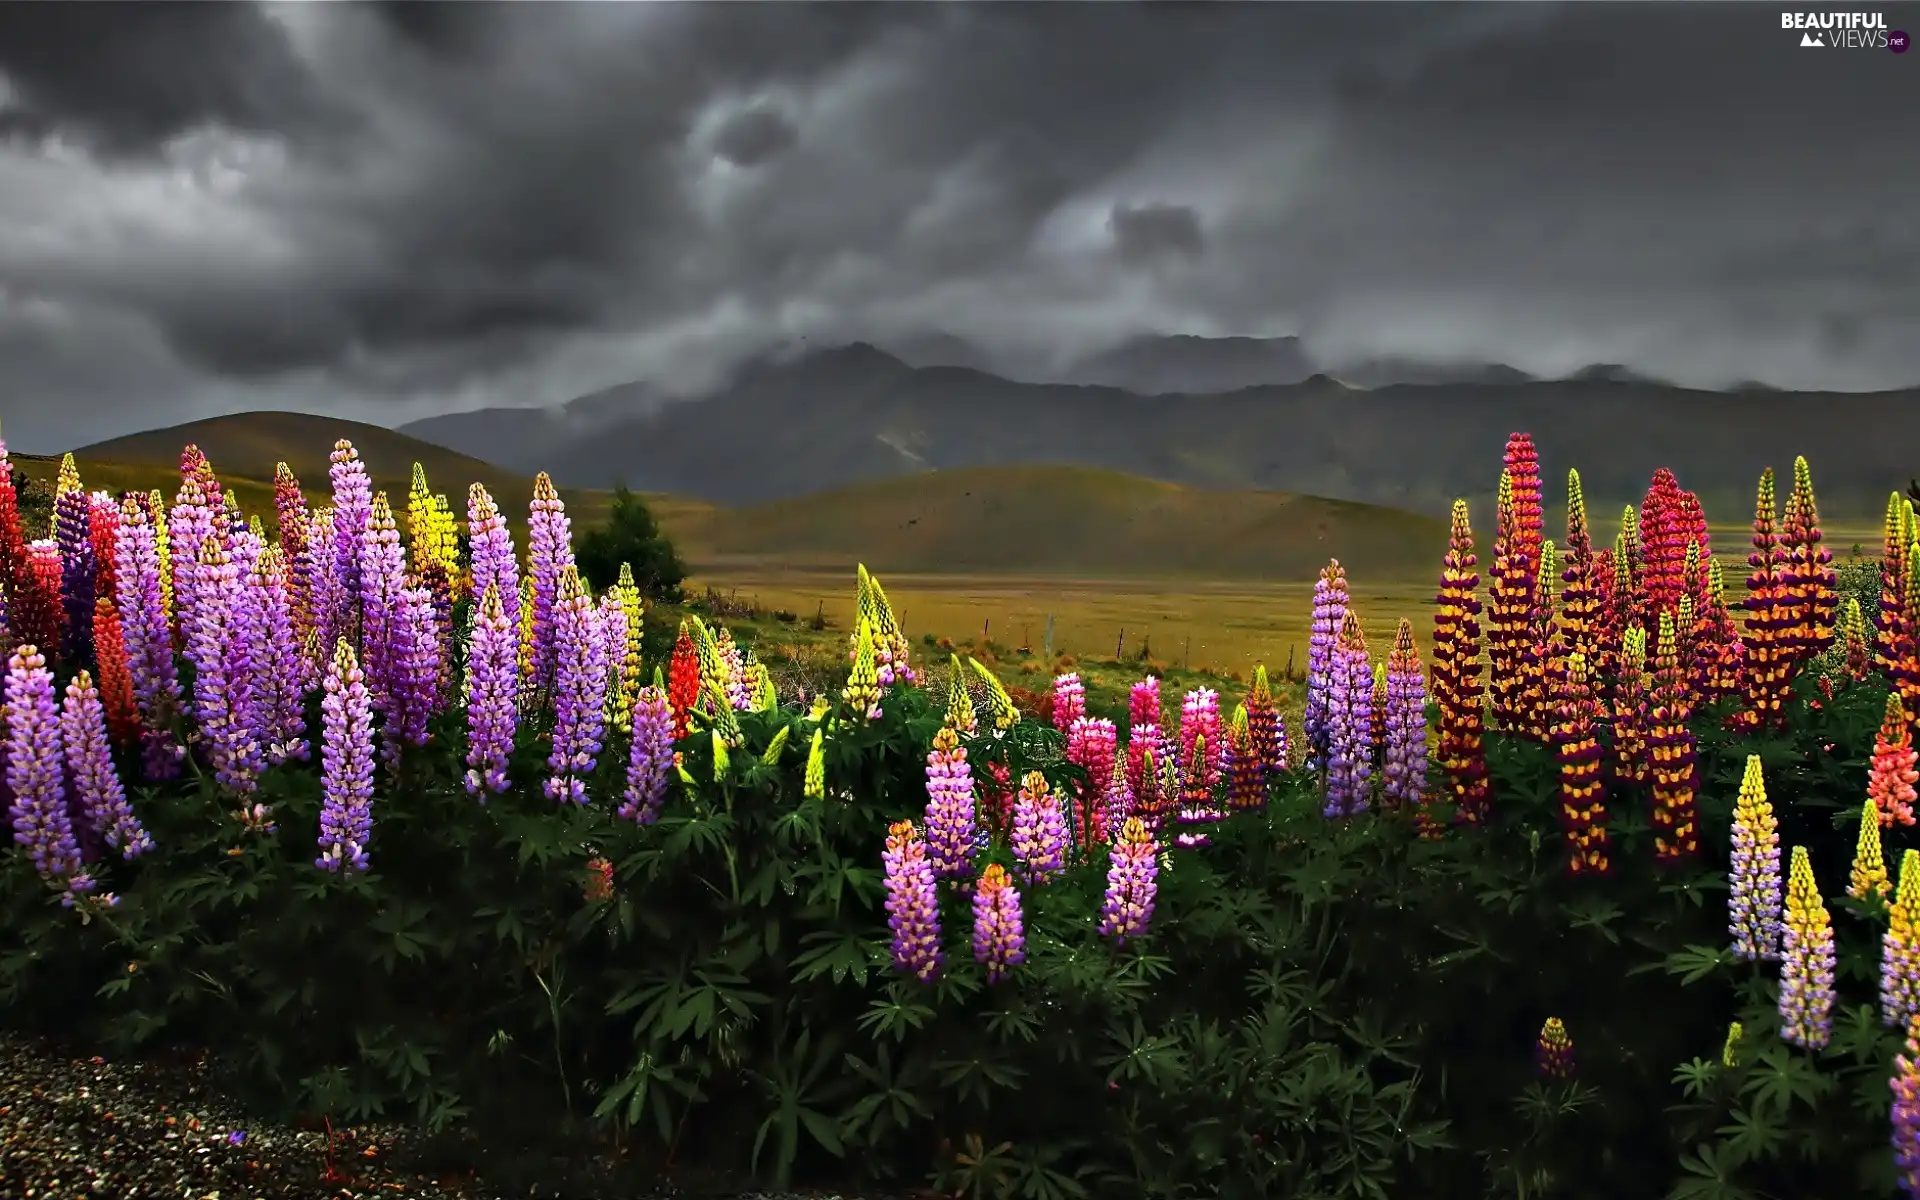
<box><xmin>167</xmin><ymin>476</ymin><xmax>215</xmax><ymax>642</ymax></box>
<box><xmin>186</xmin><ymin>540</ymin><xmax>262</xmax><ymax>795</ymax></box>
<box><xmin>254</xmin><ymin>547</ymin><xmax>308</xmax><ymax>764</ymax></box>
<box><xmin>1009</xmin><ymin>771</ymin><xmax>1068</xmax><ymax>885</ymax></box>
<box><xmin>6</xmin><ymin>645</ymin><xmax>89</xmax><ymax>896</ymax></box>
<box><xmin>1179</xmin><ymin>688</ymin><xmax>1224</xmax><ymax>788</ymax></box>
<box><xmin>60</xmin><ymin>671</ymin><xmax>152</xmax><ymax>859</ymax></box>
<box><xmin>526</xmin><ymin>474</ymin><xmax>574</xmax><ymax>693</ymax></box>
<box><xmin>1098</xmin><ymin>817</ymin><xmax>1160</xmax><ymax>946</ymax></box>
<box><xmin>1304</xmin><ymin>560</ymin><xmax>1350</xmax><ymax>768</ymax></box>
<box><xmin>544</xmin><ymin>568</ymin><xmax>607</xmax><ymax>804</ymax></box>
<box><xmin>882</xmin><ymin>820</ymin><xmax>943</xmax><ymax>983</ymax></box>
<box><xmin>971</xmin><ymin>863</ymin><xmax>1026</xmax><ymax>983</ymax></box>
<box><xmin>1127</xmin><ymin>676</ymin><xmax>1162</xmax><ymax>729</ymax></box>
<box><xmin>1893</xmin><ymin>1018</ymin><xmax>1920</xmax><ymax>1197</ymax></box>
<box><xmin>1066</xmin><ymin>716</ymin><xmax>1119</xmax><ymax>843</ymax></box>
<box><xmin>55</xmin><ymin>487</ymin><xmax>97</xmax><ymax>664</ymax></box>
<box><xmin>1052</xmin><ymin>673</ymin><xmax>1086</xmax><ymax>732</ymax></box>
<box><xmin>328</xmin><ymin>441</ymin><xmax>373</xmax><ymax>642</ymax></box>
<box><xmin>357</xmin><ymin>496</ymin><xmax>405</xmax><ymax>711</ymax></box>
<box><xmin>922</xmin><ymin>726</ymin><xmax>979</xmax><ymax>883</ymax></box>
<box><xmin>113</xmin><ymin>495</ymin><xmax>183</xmax><ymax>780</ymax></box>
<box><xmin>1382</xmin><ymin>626</ymin><xmax>1429</xmax><ymax>809</ymax></box>
<box><xmin>1323</xmin><ymin>613</ymin><xmax>1375</xmax><ymax>818</ymax></box>
<box><xmin>464</xmin><ymin>583</ymin><xmax>518</xmax><ymax>798</ymax></box>
<box><xmin>1125</xmin><ymin>722</ymin><xmax>1161</xmax><ymax>809</ymax></box>
<box><xmin>466</xmin><ymin>485</ymin><xmax>518</xmax><ymax>617</ymax></box>
<box><xmin>617</xmin><ymin>685</ymin><xmax>674</xmax><ymax>824</ymax></box>
<box><xmin>316</xmin><ymin>638</ymin><xmax>375</xmax><ymax>873</ymax></box>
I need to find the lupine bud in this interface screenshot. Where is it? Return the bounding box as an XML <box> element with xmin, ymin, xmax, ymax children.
<box><xmin>1244</xmin><ymin>665</ymin><xmax>1287</xmax><ymax>777</ymax></box>
<box><xmin>1880</xmin><ymin>491</ymin><xmax>1915</xmax><ymax>679</ymax></box>
<box><xmin>842</xmin><ymin>616</ymin><xmax>882</xmax><ymax>720</ymax></box>
<box><xmin>1853</xmin><ymin>798</ymin><xmax>1892</xmax><ymax>902</ymax></box>
<box><xmin>1174</xmin><ymin>734</ymin><xmax>1222</xmax><ymax>847</ymax></box>
<box><xmin>1647</xmin><ymin>612</ymin><xmax>1700</xmax><ymax>862</ymax></box>
<box><xmin>803</xmin><ymin>727</ymin><xmax>826</xmax><ymax>799</ymax></box>
<box><xmin>881</xmin><ymin>821</ymin><xmax>942</xmax><ymax>983</ymax></box>
<box><xmin>943</xmin><ymin>655</ymin><xmax>979</xmax><ymax>735</ymax></box>
<box><xmin>1226</xmin><ymin>707</ymin><xmax>1264</xmax><ymax>812</ymax></box>
<box><xmin>968</xmin><ymin>658</ymin><xmax>1020</xmax><ymax>731</ymax></box>
<box><xmin>1741</xmin><ymin>467</ymin><xmax>1793</xmax><ymax>732</ymax></box>
<box><xmin>1534</xmin><ymin>1017</ymin><xmax>1574</xmax><ymax>1080</ymax></box>
<box><xmin>1779</xmin><ymin>845</ymin><xmax>1836</xmax><ymax>1049</ymax></box>
<box><xmin>1098</xmin><ymin>817</ymin><xmax>1159</xmax><ymax>946</ymax></box>
<box><xmin>1885</xmin><ymin>850</ymin><xmax>1920</xmax><ymax>1030</ymax></box>
<box><xmin>1722</xmin><ymin>1021</ymin><xmax>1744</xmax><ymax>1068</ymax></box>
<box><xmin>1178</xmin><ymin>688</ymin><xmax>1224</xmax><ymax>788</ymax></box>
<box><xmin>1729</xmin><ymin>756</ymin><xmax>1783</xmax><ymax>962</ymax></box>
<box><xmin>971</xmin><ymin>863</ymin><xmax>1025</xmax><ymax>983</ymax></box>
<box><xmin>316</xmin><ymin>639</ymin><xmax>375</xmax><ymax>873</ymax></box>
<box><xmin>1839</xmin><ymin>595</ymin><xmax>1873</xmax><ymax>681</ymax></box>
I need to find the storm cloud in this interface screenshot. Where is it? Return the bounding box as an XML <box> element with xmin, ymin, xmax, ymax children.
<box><xmin>0</xmin><ymin>1</ymin><xmax>1915</xmax><ymax>450</ymax></box>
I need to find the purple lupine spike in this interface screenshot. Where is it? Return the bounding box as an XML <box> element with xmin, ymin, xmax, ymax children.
<box><xmin>464</xmin><ymin>583</ymin><xmax>518</xmax><ymax>798</ymax></box>
<box><xmin>1009</xmin><ymin>771</ymin><xmax>1067</xmax><ymax>885</ymax></box>
<box><xmin>302</xmin><ymin>509</ymin><xmax>341</xmax><ymax>687</ymax></box>
<box><xmin>383</xmin><ymin>584</ymin><xmax>437</xmax><ymax>761</ymax></box>
<box><xmin>317</xmin><ymin>638</ymin><xmax>375</xmax><ymax>872</ymax></box>
<box><xmin>1102</xmin><ymin>750</ymin><xmax>1134</xmax><ymax>839</ymax></box>
<box><xmin>328</xmin><ymin>441</ymin><xmax>373</xmax><ymax>644</ymax></box>
<box><xmin>1098</xmin><ymin>817</ymin><xmax>1160</xmax><ymax>946</ymax></box>
<box><xmin>1304</xmin><ymin>560</ymin><xmax>1349</xmax><ymax>770</ymax></box>
<box><xmin>882</xmin><ymin>821</ymin><xmax>943</xmax><ymax>983</ymax></box>
<box><xmin>1382</xmin><ymin>619</ymin><xmax>1429</xmax><ymax>809</ymax></box>
<box><xmin>922</xmin><ymin>726</ymin><xmax>979</xmax><ymax>883</ymax></box>
<box><xmin>56</xmin><ymin>488</ymin><xmax>97</xmax><ymax>664</ymax></box>
<box><xmin>61</xmin><ymin>671</ymin><xmax>152</xmax><ymax>859</ymax></box>
<box><xmin>168</xmin><ymin>476</ymin><xmax>215</xmax><ymax>643</ymax></box>
<box><xmin>1324</xmin><ymin>612</ymin><xmax>1373</xmax><ymax>818</ymax></box>
<box><xmin>617</xmin><ymin>685</ymin><xmax>675</xmax><ymax>824</ymax></box>
<box><xmin>597</xmin><ymin>590</ymin><xmax>628</xmax><ymax>719</ymax></box>
<box><xmin>467</xmin><ymin>485</ymin><xmax>518</xmax><ymax>616</ymax></box>
<box><xmin>224</xmin><ymin>522</ymin><xmax>269</xmax><ymax>763</ymax></box>
<box><xmin>971</xmin><ymin>863</ymin><xmax>1026</xmax><ymax>983</ymax></box>
<box><xmin>113</xmin><ymin>495</ymin><xmax>183</xmax><ymax>781</ymax></box>
<box><xmin>1892</xmin><ymin>1018</ymin><xmax>1920</xmax><ymax>1197</ymax></box>
<box><xmin>526</xmin><ymin>474</ymin><xmax>574</xmax><ymax>694</ymax></box>
<box><xmin>6</xmin><ymin>645</ymin><xmax>90</xmax><ymax>899</ymax></box>
<box><xmin>255</xmin><ymin>546</ymin><xmax>308</xmax><ymax>763</ymax></box>
<box><xmin>187</xmin><ymin>539</ymin><xmax>263</xmax><ymax>795</ymax></box>
<box><xmin>544</xmin><ymin>567</ymin><xmax>606</xmax><ymax>804</ymax></box>
<box><xmin>358</xmin><ymin>495</ymin><xmax>405</xmax><ymax>712</ymax></box>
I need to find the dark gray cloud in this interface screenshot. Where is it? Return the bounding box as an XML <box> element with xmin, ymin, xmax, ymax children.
<box><xmin>0</xmin><ymin>1</ymin><xmax>1916</xmax><ymax>451</ymax></box>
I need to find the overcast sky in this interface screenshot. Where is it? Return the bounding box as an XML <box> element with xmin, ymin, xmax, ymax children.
<box><xmin>0</xmin><ymin>1</ymin><xmax>1916</xmax><ymax>451</ymax></box>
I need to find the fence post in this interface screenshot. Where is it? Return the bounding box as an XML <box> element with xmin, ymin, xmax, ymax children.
<box><xmin>1044</xmin><ymin>614</ymin><xmax>1055</xmax><ymax>660</ymax></box>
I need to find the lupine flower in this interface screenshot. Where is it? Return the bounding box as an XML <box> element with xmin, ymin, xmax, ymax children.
<box><xmin>1839</xmin><ymin>595</ymin><xmax>1873</xmax><ymax>681</ymax></box>
<box><xmin>0</xmin><ymin>426</ymin><xmax>30</xmax><ymax>627</ymax></box>
<box><xmin>1244</xmin><ymin>665</ymin><xmax>1287</xmax><ymax>777</ymax></box>
<box><xmin>60</xmin><ymin>671</ymin><xmax>151</xmax><ymax>859</ymax></box>
<box><xmin>1174</xmin><ymin>735</ymin><xmax>1223</xmax><ymax>847</ymax></box>
<box><xmin>597</xmin><ymin>590</ymin><xmax>628</xmax><ymax>728</ymax></box>
<box><xmin>1535</xmin><ymin>1017</ymin><xmax>1575</xmax><ymax>1080</ymax></box>
<box><xmin>971</xmin><ymin>863</ymin><xmax>1025</xmax><ymax>983</ymax></box>
<box><xmin>1178</xmin><ymin>687</ymin><xmax>1224</xmax><ymax>788</ymax></box>
<box><xmin>56</xmin><ymin>485</ymin><xmax>98</xmax><ymax>664</ymax></box>
<box><xmin>1432</xmin><ymin>500</ymin><xmax>1491</xmax><ymax>824</ymax></box>
<box><xmin>272</xmin><ymin>463</ymin><xmax>312</xmax><ymax>639</ymax></box>
<box><xmin>1487</xmin><ymin>470</ymin><xmax>1541</xmax><ymax>738</ymax></box>
<box><xmin>666</xmin><ymin>622</ymin><xmax>700</xmax><ymax>739</ymax></box>
<box><xmin>187</xmin><ymin>538</ymin><xmax>263</xmax><ymax>795</ymax></box>
<box><xmin>545</xmin><ymin>567</ymin><xmax>607</xmax><ymax>804</ymax></box>
<box><xmin>254</xmin><ymin>547</ymin><xmax>308</xmax><ymax>764</ymax></box>
<box><xmin>385</xmin><ymin>583</ymin><xmax>439</xmax><ymax>760</ymax></box>
<box><xmin>1692</xmin><ymin>558</ymin><xmax>1747</xmax><ymax>706</ymax></box>
<box><xmin>714</xmin><ymin>627</ymin><xmax>753</xmax><ymax>711</ymax></box>
<box><xmin>1064</xmin><ymin>716</ymin><xmax>1118</xmax><ymax>846</ymax></box>
<box><xmin>1647</xmin><ymin>612</ymin><xmax>1699</xmax><ymax>862</ymax></box>
<box><xmin>1129</xmin><ymin>743</ymin><xmax>1174</xmax><ymax>837</ymax></box>
<box><xmin>328</xmin><ymin>441</ymin><xmax>373</xmax><ymax>645</ymax></box>
<box><xmin>1098</xmin><ymin>817</ymin><xmax>1160</xmax><ymax>946</ymax></box>
<box><xmin>843</xmin><ymin>616</ymin><xmax>882</xmax><ymax>720</ymax></box>
<box><xmin>1611</xmin><ymin>624</ymin><xmax>1651</xmax><ymax>785</ymax></box>
<box><xmin>6</xmin><ymin>645</ymin><xmax>88</xmax><ymax>896</ymax></box>
<box><xmin>1557</xmin><ymin>470</ymin><xmax>1602</xmax><ymax>666</ymax></box>
<box><xmin>88</xmin><ymin>491</ymin><xmax>120</xmax><ymax>604</ymax></box>
<box><xmin>300</xmin><ymin>509</ymin><xmax>339</xmax><ymax>687</ymax></box>
<box><xmin>923</xmin><ymin>726</ymin><xmax>980</xmax><ymax>882</ymax></box>
<box><xmin>1779</xmin><ymin>845</ymin><xmax>1836</xmax><ymax>1049</ymax></box>
<box><xmin>803</xmin><ymin>727</ymin><xmax>826</xmax><ymax>799</ymax></box>
<box><xmin>1890</xmin><ymin>1016</ymin><xmax>1920</xmax><ymax>1196</ymax></box>
<box><xmin>1102</xmin><ymin>746</ymin><xmax>1134</xmax><ymax>836</ymax></box>
<box><xmin>618</xmin><ymin>685</ymin><xmax>675</xmax><ymax>825</ymax></box>
<box><xmin>466</xmin><ymin>484</ymin><xmax>518</xmax><ymax>625</ymax></box>
<box><xmin>113</xmin><ymin>495</ymin><xmax>182</xmax><ymax>778</ymax></box>
<box><xmin>1854</xmin><ymin>797</ymin><xmax>1893</xmax><ymax>902</ymax></box>
<box><xmin>1226</xmin><ymin>707</ymin><xmax>1264</xmax><ymax>812</ymax></box>
<box><xmin>1324</xmin><ymin>612</ymin><xmax>1373</xmax><ymax>817</ymax></box>
<box><xmin>464</xmin><ymin>583</ymin><xmax>518</xmax><ymax>797</ymax></box>
<box><xmin>14</xmin><ymin>541</ymin><xmax>62</xmax><ymax>662</ymax></box>
<box><xmin>316</xmin><ymin>639</ymin><xmax>375</xmax><ymax>873</ymax></box>
<box><xmin>1729</xmin><ymin>755</ymin><xmax>1783</xmax><ymax>963</ymax></box>
<box><xmin>1125</xmin><ymin>722</ymin><xmax>1162</xmax><ymax>820</ymax></box>
<box><xmin>358</xmin><ymin>494</ymin><xmax>405</xmax><ymax>712</ymax></box>
<box><xmin>1304</xmin><ymin>560</ymin><xmax>1350</xmax><ymax>767</ymax></box>
<box><xmin>526</xmin><ymin>473</ymin><xmax>574</xmax><ymax>691</ymax></box>
<box><xmin>855</xmin><ymin>565</ymin><xmax>916</xmax><ymax>687</ymax></box>
<box><xmin>1009</xmin><ymin>771</ymin><xmax>1067</xmax><ymax>884</ymax></box>
<box><xmin>1873</xmin><ymin>692</ymin><xmax>1920</xmax><ymax>828</ymax></box>
<box><xmin>1128</xmin><ymin>675</ymin><xmax>1162</xmax><ymax>732</ymax></box>
<box><xmin>1051</xmin><ymin>672</ymin><xmax>1086</xmax><ymax>732</ymax></box>
<box><xmin>943</xmin><ymin>655</ymin><xmax>978</xmax><ymax>735</ymax></box>
<box><xmin>1881</xmin><ymin>491</ymin><xmax>1916</xmax><ymax>678</ymax></box>
<box><xmin>90</xmin><ymin>597</ymin><xmax>140</xmax><ymax>749</ymax></box>
<box><xmin>1552</xmin><ymin>652</ymin><xmax>1609</xmax><ymax>874</ymax></box>
<box><xmin>1741</xmin><ymin>468</ymin><xmax>1794</xmax><ymax>732</ymax></box>
<box><xmin>1381</xmin><ymin>619</ymin><xmax>1428</xmax><ymax>810</ymax></box>
<box><xmin>612</xmin><ymin>564</ymin><xmax>646</xmax><ymax>732</ymax></box>
<box><xmin>881</xmin><ymin>821</ymin><xmax>942</xmax><ymax>983</ymax></box>
<box><xmin>1778</xmin><ymin>456</ymin><xmax>1837</xmax><ymax>665</ymax></box>
<box><xmin>1885</xmin><ymin>851</ymin><xmax>1920</xmax><ymax>1030</ymax></box>
<box><xmin>1898</xmin><ymin>544</ymin><xmax>1920</xmax><ymax>733</ymax></box>
<box><xmin>1640</xmin><ymin>467</ymin><xmax>1690</xmax><ymax>618</ymax></box>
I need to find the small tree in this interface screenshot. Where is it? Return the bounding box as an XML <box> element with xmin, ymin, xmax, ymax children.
<box><xmin>575</xmin><ymin>486</ymin><xmax>686</xmax><ymax>600</ymax></box>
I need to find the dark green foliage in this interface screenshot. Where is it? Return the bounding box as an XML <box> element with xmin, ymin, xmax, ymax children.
<box><xmin>576</xmin><ymin>486</ymin><xmax>686</xmax><ymax>599</ymax></box>
<box><xmin>0</xmin><ymin>634</ymin><xmax>1912</xmax><ymax>1197</ymax></box>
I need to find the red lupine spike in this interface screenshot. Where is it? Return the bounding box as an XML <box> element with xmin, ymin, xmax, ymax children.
<box><xmin>1611</xmin><ymin>624</ymin><xmax>1651</xmax><ymax>787</ymax></box>
<box><xmin>1551</xmin><ymin>651</ymin><xmax>1609</xmax><ymax>875</ymax></box>
<box><xmin>1880</xmin><ymin>492</ymin><xmax>1912</xmax><ymax>677</ymax></box>
<box><xmin>1487</xmin><ymin>471</ymin><xmax>1540</xmax><ymax>737</ymax></box>
<box><xmin>1432</xmin><ymin>499</ymin><xmax>1491</xmax><ymax>825</ymax></box>
<box><xmin>91</xmin><ymin>596</ymin><xmax>142</xmax><ymax>748</ymax></box>
<box><xmin>1640</xmin><ymin>469</ymin><xmax>1688</xmax><ymax>619</ymax></box>
<box><xmin>666</xmin><ymin>622</ymin><xmax>701</xmax><ymax>740</ymax></box>
<box><xmin>1740</xmin><ymin>468</ymin><xmax>1793</xmax><ymax>732</ymax></box>
<box><xmin>1647</xmin><ymin>612</ymin><xmax>1700</xmax><ymax>863</ymax></box>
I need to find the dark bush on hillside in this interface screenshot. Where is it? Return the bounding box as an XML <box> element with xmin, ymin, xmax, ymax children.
<box><xmin>575</xmin><ymin>486</ymin><xmax>685</xmax><ymax>599</ymax></box>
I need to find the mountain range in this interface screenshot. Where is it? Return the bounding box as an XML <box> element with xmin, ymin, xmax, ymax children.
<box><xmin>399</xmin><ymin>336</ymin><xmax>1920</xmax><ymax>520</ymax></box>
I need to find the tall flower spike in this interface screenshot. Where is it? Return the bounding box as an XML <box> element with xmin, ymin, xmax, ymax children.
<box><xmin>1742</xmin><ymin>467</ymin><xmax>1793</xmax><ymax>732</ymax></box>
<box><xmin>1304</xmin><ymin>559</ymin><xmax>1350</xmax><ymax>768</ymax></box>
<box><xmin>1488</xmin><ymin>469</ymin><xmax>1539</xmax><ymax>737</ymax></box>
<box><xmin>1432</xmin><ymin>499</ymin><xmax>1491</xmax><ymax>824</ymax></box>
<box><xmin>1890</xmin><ymin>1016</ymin><xmax>1920</xmax><ymax>1196</ymax></box>
<box><xmin>61</xmin><ymin>671</ymin><xmax>152</xmax><ymax>859</ymax></box>
<box><xmin>1728</xmin><ymin>755</ymin><xmax>1783</xmax><ymax>963</ymax></box>
<box><xmin>6</xmin><ymin>645</ymin><xmax>88</xmax><ymax>897</ymax></box>
<box><xmin>1009</xmin><ymin>771</ymin><xmax>1067</xmax><ymax>884</ymax></box>
<box><xmin>1226</xmin><ymin>707</ymin><xmax>1264</xmax><ymax>813</ymax></box>
<box><xmin>1245</xmin><ymin>664</ymin><xmax>1286</xmax><ymax>777</ymax></box>
<box><xmin>328</xmin><ymin>440</ymin><xmax>373</xmax><ymax>647</ymax></box>
<box><xmin>968</xmin><ymin>657</ymin><xmax>1021</xmax><ymax>731</ymax></box>
<box><xmin>544</xmin><ymin>566</ymin><xmax>607</xmax><ymax>805</ymax></box>
<box><xmin>971</xmin><ymin>863</ymin><xmax>1026</xmax><ymax>983</ymax></box>
<box><xmin>619</xmin><ymin>685</ymin><xmax>675</xmax><ymax>825</ymax></box>
<box><xmin>1874</xmin><ymin>691</ymin><xmax>1920</xmax><ymax>828</ymax></box>
<box><xmin>1647</xmin><ymin>611</ymin><xmax>1700</xmax><ymax>862</ymax></box>
<box><xmin>1065</xmin><ymin>716</ymin><xmax>1120</xmax><ymax>845</ymax></box>
<box><xmin>803</xmin><ymin>727</ymin><xmax>826</xmax><ymax>799</ymax></box>
<box><xmin>1881</xmin><ymin>491</ymin><xmax>1915</xmax><ymax>678</ymax></box>
<box><xmin>526</xmin><ymin>472</ymin><xmax>575</xmax><ymax>692</ymax></box>
<box><xmin>666</xmin><ymin>621</ymin><xmax>700</xmax><ymax>739</ymax></box>
<box><xmin>1052</xmin><ymin>672</ymin><xmax>1086</xmax><ymax>732</ymax></box>
<box><xmin>1382</xmin><ymin>618</ymin><xmax>1429</xmax><ymax>811</ymax></box>
<box><xmin>91</xmin><ymin>596</ymin><xmax>141</xmax><ymax>748</ymax></box>
<box><xmin>316</xmin><ymin>638</ymin><xmax>375</xmax><ymax>873</ymax></box>
<box><xmin>464</xmin><ymin>583</ymin><xmax>518</xmax><ymax>798</ymax></box>
<box><xmin>842</xmin><ymin>615</ymin><xmax>882</xmax><ymax>720</ymax></box>
<box><xmin>944</xmin><ymin>654</ymin><xmax>978</xmax><ymax>735</ymax></box>
<box><xmin>1778</xmin><ymin>845</ymin><xmax>1836</xmax><ymax>1050</ymax></box>
<box><xmin>1885</xmin><ymin>850</ymin><xmax>1920</xmax><ymax>1030</ymax></box>
<box><xmin>1323</xmin><ymin>611</ymin><xmax>1373</xmax><ymax>817</ymax></box>
<box><xmin>613</xmin><ymin>563</ymin><xmax>645</xmax><ymax>732</ymax></box>
<box><xmin>1553</xmin><ymin>652</ymin><xmax>1609</xmax><ymax>875</ymax></box>
<box><xmin>881</xmin><ymin>821</ymin><xmax>943</xmax><ymax>983</ymax></box>
<box><xmin>1535</xmin><ymin>1017</ymin><xmax>1575</xmax><ymax>1081</ymax></box>
<box><xmin>1853</xmin><ymin>798</ymin><xmax>1892</xmax><ymax>903</ymax></box>
<box><xmin>1098</xmin><ymin>817</ymin><xmax>1160</xmax><ymax>946</ymax></box>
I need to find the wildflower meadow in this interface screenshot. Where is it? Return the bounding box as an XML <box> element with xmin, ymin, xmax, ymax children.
<box><xmin>5</xmin><ymin>424</ymin><xmax>1920</xmax><ymax>1198</ymax></box>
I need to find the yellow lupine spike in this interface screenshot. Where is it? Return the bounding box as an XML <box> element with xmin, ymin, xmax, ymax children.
<box><xmin>944</xmin><ymin>654</ymin><xmax>978</xmax><ymax>735</ymax></box>
<box><xmin>711</xmin><ymin>729</ymin><xmax>731</xmax><ymax>780</ymax></box>
<box><xmin>688</xmin><ymin>615</ymin><xmax>728</xmax><ymax>689</ymax></box>
<box><xmin>750</xmin><ymin>662</ymin><xmax>777</xmax><ymax>712</ymax></box>
<box><xmin>705</xmin><ymin>679</ymin><xmax>743</xmax><ymax>747</ymax></box>
<box><xmin>516</xmin><ymin>575</ymin><xmax>538</xmax><ymax>684</ymax></box>
<box><xmin>1229</xmin><ymin>703</ymin><xmax>1250</xmax><ymax>738</ymax></box>
<box><xmin>152</xmin><ymin>492</ymin><xmax>173</xmax><ymax>620</ymax></box>
<box><xmin>803</xmin><ymin>728</ymin><xmax>826</xmax><ymax>798</ymax></box>
<box><xmin>1722</xmin><ymin>1022</ymin><xmax>1743</xmax><ymax>1068</ymax></box>
<box><xmin>1851</xmin><ymin>798</ymin><xmax>1891</xmax><ymax>902</ymax></box>
<box><xmin>867</xmin><ymin>571</ymin><xmax>903</xmax><ymax>641</ymax></box>
<box><xmin>967</xmin><ymin>657</ymin><xmax>1020</xmax><ymax>730</ymax></box>
<box><xmin>1707</xmin><ymin>556</ymin><xmax>1726</xmax><ymax>604</ymax></box>
<box><xmin>1538</xmin><ymin>539</ymin><xmax>1558</xmax><ymax>598</ymax></box>
<box><xmin>842</xmin><ymin>616</ymin><xmax>881</xmax><ymax>717</ymax></box>
<box><xmin>760</xmin><ymin>723</ymin><xmax>791</xmax><ymax>766</ymax></box>
<box><xmin>249</xmin><ymin>514</ymin><xmax>266</xmax><ymax>540</ymax></box>
<box><xmin>56</xmin><ymin>452</ymin><xmax>80</xmax><ymax>496</ymax></box>
<box><xmin>1249</xmin><ymin>664</ymin><xmax>1274</xmax><ymax>709</ymax></box>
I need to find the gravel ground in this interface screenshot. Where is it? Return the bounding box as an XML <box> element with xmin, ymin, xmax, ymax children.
<box><xmin>0</xmin><ymin>1035</ymin><xmax>909</xmax><ymax>1200</ymax></box>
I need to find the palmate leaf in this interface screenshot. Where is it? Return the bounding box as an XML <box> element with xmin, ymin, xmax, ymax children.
<box><xmin>1635</xmin><ymin>943</ymin><xmax>1731</xmax><ymax>985</ymax></box>
<box><xmin>1667</xmin><ymin>1142</ymin><xmax>1759</xmax><ymax>1200</ymax></box>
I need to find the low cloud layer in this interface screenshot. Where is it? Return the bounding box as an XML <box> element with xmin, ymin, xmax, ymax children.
<box><xmin>1</xmin><ymin>2</ymin><xmax>1915</xmax><ymax>450</ymax></box>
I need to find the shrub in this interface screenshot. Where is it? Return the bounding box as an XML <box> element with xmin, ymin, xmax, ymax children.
<box><xmin>575</xmin><ymin>486</ymin><xmax>685</xmax><ymax>599</ymax></box>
